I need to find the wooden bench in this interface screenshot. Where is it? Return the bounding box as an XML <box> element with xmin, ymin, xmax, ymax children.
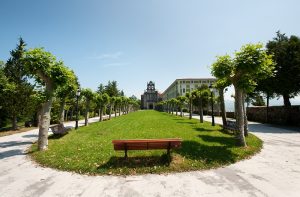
<box><xmin>112</xmin><ymin>138</ymin><xmax>182</xmax><ymax>158</ymax></box>
<box><xmin>223</xmin><ymin>120</ymin><xmax>237</xmax><ymax>133</ymax></box>
<box><xmin>49</xmin><ymin>124</ymin><xmax>72</xmax><ymax>135</ymax></box>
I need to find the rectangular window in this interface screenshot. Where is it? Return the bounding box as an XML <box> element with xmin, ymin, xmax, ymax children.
<box><xmin>183</xmin><ymin>88</ymin><xmax>185</xmax><ymax>93</ymax></box>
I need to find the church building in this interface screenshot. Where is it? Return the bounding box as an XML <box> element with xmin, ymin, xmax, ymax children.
<box><xmin>141</xmin><ymin>81</ymin><xmax>162</xmax><ymax>110</ymax></box>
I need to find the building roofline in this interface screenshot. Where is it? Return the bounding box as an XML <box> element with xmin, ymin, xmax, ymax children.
<box><xmin>162</xmin><ymin>78</ymin><xmax>217</xmax><ymax>95</ymax></box>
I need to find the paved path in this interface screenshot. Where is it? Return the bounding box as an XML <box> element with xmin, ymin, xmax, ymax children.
<box><xmin>1</xmin><ymin>114</ymin><xmax>300</xmax><ymax>197</ymax></box>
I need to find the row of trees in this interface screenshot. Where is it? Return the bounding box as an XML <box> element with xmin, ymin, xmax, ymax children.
<box><xmin>80</xmin><ymin>84</ymin><xmax>140</xmax><ymax>126</ymax></box>
<box><xmin>210</xmin><ymin>31</ymin><xmax>300</xmax><ymax>146</ymax></box>
<box><xmin>157</xmin><ymin>85</ymin><xmax>213</xmax><ymax>122</ymax></box>
<box><xmin>0</xmin><ymin>38</ymin><xmax>139</xmax><ymax>151</ymax></box>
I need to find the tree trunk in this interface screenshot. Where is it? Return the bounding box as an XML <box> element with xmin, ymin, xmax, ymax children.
<box><xmin>242</xmin><ymin>93</ymin><xmax>248</xmax><ymax>137</ymax></box>
<box><xmin>85</xmin><ymin>99</ymin><xmax>90</xmax><ymax>126</ymax></box>
<box><xmin>109</xmin><ymin>105</ymin><xmax>112</xmax><ymax>120</ymax></box>
<box><xmin>180</xmin><ymin>107</ymin><xmax>183</xmax><ymax>117</ymax></box>
<box><xmin>99</xmin><ymin>107</ymin><xmax>103</xmax><ymax>122</ymax></box>
<box><xmin>199</xmin><ymin>98</ymin><xmax>203</xmax><ymax>123</ymax></box>
<box><xmin>12</xmin><ymin>115</ymin><xmax>18</xmax><ymax>130</ymax></box>
<box><xmin>234</xmin><ymin>86</ymin><xmax>247</xmax><ymax>147</ymax></box>
<box><xmin>114</xmin><ymin>106</ymin><xmax>117</xmax><ymax>117</ymax></box>
<box><xmin>283</xmin><ymin>94</ymin><xmax>291</xmax><ymax>107</ymax></box>
<box><xmin>219</xmin><ymin>88</ymin><xmax>227</xmax><ymax>126</ymax></box>
<box><xmin>266</xmin><ymin>94</ymin><xmax>269</xmax><ymax>123</ymax></box>
<box><xmin>58</xmin><ymin>99</ymin><xmax>65</xmax><ymax>126</ymax></box>
<box><xmin>38</xmin><ymin>96</ymin><xmax>53</xmax><ymax>151</ymax></box>
<box><xmin>283</xmin><ymin>94</ymin><xmax>292</xmax><ymax>124</ymax></box>
<box><xmin>189</xmin><ymin>99</ymin><xmax>192</xmax><ymax>119</ymax></box>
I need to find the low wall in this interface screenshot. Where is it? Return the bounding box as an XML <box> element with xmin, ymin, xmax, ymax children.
<box><xmin>246</xmin><ymin>106</ymin><xmax>300</xmax><ymax>126</ymax></box>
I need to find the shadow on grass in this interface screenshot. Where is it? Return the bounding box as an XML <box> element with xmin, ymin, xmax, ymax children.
<box><xmin>194</xmin><ymin>127</ymin><xmax>221</xmax><ymax>132</ymax></box>
<box><xmin>176</xmin><ymin>121</ymin><xmax>197</xmax><ymax>125</ymax></box>
<box><xmin>198</xmin><ymin>135</ymin><xmax>236</xmax><ymax>148</ymax></box>
<box><xmin>99</xmin><ymin>155</ymin><xmax>171</xmax><ymax>169</ymax></box>
<box><xmin>175</xmin><ymin>140</ymin><xmax>237</xmax><ymax>164</ymax></box>
<box><xmin>48</xmin><ymin>134</ymin><xmax>67</xmax><ymax>140</ymax></box>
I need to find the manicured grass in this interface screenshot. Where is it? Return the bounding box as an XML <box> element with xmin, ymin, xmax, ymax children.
<box><xmin>29</xmin><ymin>110</ymin><xmax>262</xmax><ymax>175</ymax></box>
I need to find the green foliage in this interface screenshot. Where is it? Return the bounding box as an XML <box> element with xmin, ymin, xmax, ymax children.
<box><xmin>105</xmin><ymin>80</ymin><xmax>119</xmax><ymax>97</ymax></box>
<box><xmin>251</xmin><ymin>94</ymin><xmax>265</xmax><ymax>106</ymax></box>
<box><xmin>1</xmin><ymin>38</ymin><xmax>35</xmax><ymax>129</ymax></box>
<box><xmin>22</xmin><ymin>48</ymin><xmax>76</xmax><ymax>96</ymax></box>
<box><xmin>234</xmin><ymin>43</ymin><xmax>275</xmax><ymax>92</ymax></box>
<box><xmin>81</xmin><ymin>88</ymin><xmax>95</xmax><ymax>101</ymax></box>
<box><xmin>30</xmin><ymin>111</ymin><xmax>262</xmax><ymax>175</ymax></box>
<box><xmin>266</xmin><ymin>31</ymin><xmax>300</xmax><ymax>106</ymax></box>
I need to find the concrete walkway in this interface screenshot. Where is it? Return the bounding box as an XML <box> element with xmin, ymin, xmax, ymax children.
<box><xmin>0</xmin><ymin>114</ymin><xmax>300</xmax><ymax>197</ymax></box>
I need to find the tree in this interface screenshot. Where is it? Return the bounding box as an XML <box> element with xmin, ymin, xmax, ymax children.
<box><xmin>0</xmin><ymin>61</ymin><xmax>9</xmax><ymax>127</ymax></box>
<box><xmin>81</xmin><ymin>88</ymin><xmax>95</xmax><ymax>126</ymax></box>
<box><xmin>170</xmin><ymin>98</ymin><xmax>177</xmax><ymax>115</ymax></box>
<box><xmin>109</xmin><ymin>96</ymin><xmax>116</xmax><ymax>119</ymax></box>
<box><xmin>22</xmin><ymin>48</ymin><xmax>75</xmax><ymax>150</ymax></box>
<box><xmin>105</xmin><ymin>81</ymin><xmax>119</xmax><ymax>97</ymax></box>
<box><xmin>211</xmin><ymin>44</ymin><xmax>274</xmax><ymax>146</ymax></box>
<box><xmin>55</xmin><ymin>71</ymin><xmax>79</xmax><ymax>127</ymax></box>
<box><xmin>266</xmin><ymin>31</ymin><xmax>300</xmax><ymax>107</ymax></box>
<box><xmin>96</xmin><ymin>93</ymin><xmax>110</xmax><ymax>121</ymax></box>
<box><xmin>3</xmin><ymin>38</ymin><xmax>35</xmax><ymax>130</ymax></box>
<box><xmin>97</xmin><ymin>83</ymin><xmax>105</xmax><ymax>94</ymax></box>
<box><xmin>251</xmin><ymin>94</ymin><xmax>265</xmax><ymax>106</ymax></box>
<box><xmin>177</xmin><ymin>96</ymin><xmax>187</xmax><ymax>117</ymax></box>
<box><xmin>185</xmin><ymin>92</ymin><xmax>193</xmax><ymax>119</ymax></box>
<box><xmin>192</xmin><ymin>85</ymin><xmax>210</xmax><ymax>123</ymax></box>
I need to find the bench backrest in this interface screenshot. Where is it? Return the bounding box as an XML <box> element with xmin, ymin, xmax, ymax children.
<box><xmin>112</xmin><ymin>138</ymin><xmax>182</xmax><ymax>150</ymax></box>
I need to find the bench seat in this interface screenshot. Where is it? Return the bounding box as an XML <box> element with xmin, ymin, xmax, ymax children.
<box><xmin>112</xmin><ymin>138</ymin><xmax>182</xmax><ymax>158</ymax></box>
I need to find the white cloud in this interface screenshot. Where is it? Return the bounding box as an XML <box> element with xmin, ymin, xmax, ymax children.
<box><xmin>91</xmin><ymin>51</ymin><xmax>123</xmax><ymax>60</ymax></box>
<box><xmin>102</xmin><ymin>62</ymin><xmax>130</xmax><ymax>68</ymax></box>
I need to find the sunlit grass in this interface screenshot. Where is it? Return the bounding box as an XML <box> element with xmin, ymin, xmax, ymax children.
<box><xmin>30</xmin><ymin>110</ymin><xmax>262</xmax><ymax>175</ymax></box>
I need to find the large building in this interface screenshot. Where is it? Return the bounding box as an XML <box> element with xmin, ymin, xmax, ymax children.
<box><xmin>162</xmin><ymin>78</ymin><xmax>218</xmax><ymax>100</ymax></box>
<box><xmin>141</xmin><ymin>81</ymin><xmax>162</xmax><ymax>110</ymax></box>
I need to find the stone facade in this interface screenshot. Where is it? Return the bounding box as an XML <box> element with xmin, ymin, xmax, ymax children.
<box><xmin>162</xmin><ymin>78</ymin><xmax>218</xmax><ymax>100</ymax></box>
<box><xmin>247</xmin><ymin>106</ymin><xmax>300</xmax><ymax>126</ymax></box>
<box><xmin>141</xmin><ymin>81</ymin><xmax>162</xmax><ymax>110</ymax></box>
<box><xmin>162</xmin><ymin>78</ymin><xmax>220</xmax><ymax>113</ymax></box>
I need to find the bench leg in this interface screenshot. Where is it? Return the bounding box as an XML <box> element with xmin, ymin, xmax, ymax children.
<box><xmin>124</xmin><ymin>143</ymin><xmax>128</xmax><ymax>159</ymax></box>
<box><xmin>167</xmin><ymin>142</ymin><xmax>171</xmax><ymax>157</ymax></box>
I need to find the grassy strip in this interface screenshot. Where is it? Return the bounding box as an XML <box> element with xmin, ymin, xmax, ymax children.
<box><xmin>30</xmin><ymin>110</ymin><xmax>262</xmax><ymax>175</ymax></box>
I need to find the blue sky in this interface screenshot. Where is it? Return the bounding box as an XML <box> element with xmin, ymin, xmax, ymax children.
<box><xmin>1</xmin><ymin>0</ymin><xmax>300</xmax><ymax>105</ymax></box>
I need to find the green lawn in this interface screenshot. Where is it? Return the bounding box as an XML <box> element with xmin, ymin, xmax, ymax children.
<box><xmin>30</xmin><ymin>110</ymin><xmax>262</xmax><ymax>175</ymax></box>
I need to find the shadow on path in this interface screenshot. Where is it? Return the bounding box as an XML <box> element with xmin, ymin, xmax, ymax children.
<box><xmin>0</xmin><ymin>149</ymin><xmax>25</xmax><ymax>160</ymax></box>
<box><xmin>0</xmin><ymin>141</ymin><xmax>33</xmax><ymax>148</ymax></box>
<box><xmin>248</xmin><ymin>123</ymin><xmax>300</xmax><ymax>134</ymax></box>
<box><xmin>22</xmin><ymin>134</ymin><xmax>38</xmax><ymax>138</ymax></box>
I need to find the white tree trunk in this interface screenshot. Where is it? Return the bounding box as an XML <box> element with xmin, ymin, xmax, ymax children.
<box><xmin>234</xmin><ymin>86</ymin><xmax>247</xmax><ymax>146</ymax></box>
<box><xmin>38</xmin><ymin>97</ymin><xmax>53</xmax><ymax>151</ymax></box>
<box><xmin>85</xmin><ymin>100</ymin><xmax>90</xmax><ymax>126</ymax></box>
<box><xmin>59</xmin><ymin>99</ymin><xmax>65</xmax><ymax>125</ymax></box>
<box><xmin>242</xmin><ymin>93</ymin><xmax>248</xmax><ymax>136</ymax></box>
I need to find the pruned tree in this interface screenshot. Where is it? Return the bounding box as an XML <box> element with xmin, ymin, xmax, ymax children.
<box><xmin>176</xmin><ymin>96</ymin><xmax>186</xmax><ymax>117</ymax></box>
<box><xmin>81</xmin><ymin>88</ymin><xmax>95</xmax><ymax>126</ymax></box>
<box><xmin>185</xmin><ymin>92</ymin><xmax>193</xmax><ymax>119</ymax></box>
<box><xmin>211</xmin><ymin>44</ymin><xmax>275</xmax><ymax>146</ymax></box>
<box><xmin>55</xmin><ymin>71</ymin><xmax>79</xmax><ymax>127</ymax></box>
<box><xmin>22</xmin><ymin>48</ymin><xmax>75</xmax><ymax>150</ymax></box>
<box><xmin>192</xmin><ymin>85</ymin><xmax>210</xmax><ymax>123</ymax></box>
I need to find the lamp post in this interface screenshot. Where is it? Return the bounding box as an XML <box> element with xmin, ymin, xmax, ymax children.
<box><xmin>209</xmin><ymin>85</ymin><xmax>215</xmax><ymax>126</ymax></box>
<box><xmin>75</xmin><ymin>89</ymin><xmax>81</xmax><ymax>130</ymax></box>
